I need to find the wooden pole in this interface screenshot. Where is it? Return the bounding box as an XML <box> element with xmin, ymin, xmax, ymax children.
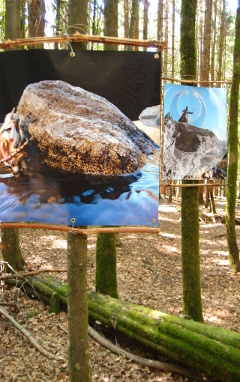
<box><xmin>0</xmin><ymin>223</ymin><xmax>160</xmax><ymax>235</ymax></box>
<box><xmin>0</xmin><ymin>34</ymin><xmax>167</xmax><ymax>50</ymax></box>
<box><xmin>67</xmin><ymin>231</ymin><xmax>92</xmax><ymax>382</ymax></box>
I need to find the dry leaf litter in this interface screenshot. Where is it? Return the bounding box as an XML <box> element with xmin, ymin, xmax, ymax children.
<box><xmin>1</xmin><ymin>197</ymin><xmax>240</xmax><ymax>382</ymax></box>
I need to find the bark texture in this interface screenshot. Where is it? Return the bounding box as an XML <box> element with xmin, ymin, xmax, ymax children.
<box><xmin>5</xmin><ymin>0</ymin><xmax>21</xmax><ymax>43</ymax></box>
<box><xmin>180</xmin><ymin>0</ymin><xmax>203</xmax><ymax>322</ymax></box>
<box><xmin>1</xmin><ymin>228</ymin><xmax>25</xmax><ymax>271</ymax></box>
<box><xmin>180</xmin><ymin>0</ymin><xmax>197</xmax><ymax>83</ymax></box>
<box><xmin>67</xmin><ymin>232</ymin><xmax>92</xmax><ymax>382</ymax></box>
<box><xmin>181</xmin><ymin>182</ymin><xmax>203</xmax><ymax>322</ymax></box>
<box><xmin>104</xmin><ymin>0</ymin><xmax>118</xmax><ymax>50</ymax></box>
<box><xmin>68</xmin><ymin>0</ymin><xmax>88</xmax><ymax>50</ymax></box>
<box><xmin>95</xmin><ymin>233</ymin><xmax>118</xmax><ymax>298</ymax></box>
<box><xmin>225</xmin><ymin>3</ymin><xmax>240</xmax><ymax>273</ymax></box>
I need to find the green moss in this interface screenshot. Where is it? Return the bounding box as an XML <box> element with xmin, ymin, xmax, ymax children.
<box><xmin>49</xmin><ymin>292</ymin><xmax>60</xmax><ymax>314</ymax></box>
<box><xmin>181</xmin><ymin>182</ymin><xmax>203</xmax><ymax>322</ymax></box>
<box><xmin>26</xmin><ymin>310</ymin><xmax>38</xmax><ymax>319</ymax></box>
<box><xmin>58</xmin><ymin>283</ymin><xmax>68</xmax><ymax>297</ymax></box>
<box><xmin>180</xmin><ymin>0</ymin><xmax>197</xmax><ymax>81</ymax></box>
<box><xmin>225</xmin><ymin>6</ymin><xmax>240</xmax><ymax>273</ymax></box>
<box><xmin>95</xmin><ymin>233</ymin><xmax>118</xmax><ymax>298</ymax></box>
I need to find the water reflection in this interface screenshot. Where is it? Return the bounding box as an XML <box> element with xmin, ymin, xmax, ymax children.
<box><xmin>0</xmin><ymin>147</ymin><xmax>159</xmax><ymax>226</ymax></box>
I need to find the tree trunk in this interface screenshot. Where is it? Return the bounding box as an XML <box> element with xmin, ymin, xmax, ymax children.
<box><xmin>180</xmin><ymin>0</ymin><xmax>197</xmax><ymax>83</ymax></box>
<box><xmin>8</xmin><ymin>276</ymin><xmax>240</xmax><ymax>382</ymax></box>
<box><xmin>217</xmin><ymin>0</ymin><xmax>226</xmax><ymax>82</ymax></box>
<box><xmin>143</xmin><ymin>0</ymin><xmax>148</xmax><ymax>51</ymax></box>
<box><xmin>68</xmin><ymin>0</ymin><xmax>88</xmax><ymax>50</ymax></box>
<box><xmin>127</xmin><ymin>0</ymin><xmax>138</xmax><ymax>50</ymax></box>
<box><xmin>211</xmin><ymin>0</ymin><xmax>217</xmax><ymax>81</ymax></box>
<box><xmin>67</xmin><ymin>232</ymin><xmax>92</xmax><ymax>382</ymax></box>
<box><xmin>1</xmin><ymin>228</ymin><xmax>25</xmax><ymax>271</ymax></box>
<box><xmin>181</xmin><ymin>182</ymin><xmax>203</xmax><ymax>322</ymax></box>
<box><xmin>205</xmin><ymin>184</ymin><xmax>210</xmax><ymax>208</ymax></box>
<box><xmin>28</xmin><ymin>0</ymin><xmax>45</xmax><ymax>49</ymax></box>
<box><xmin>134</xmin><ymin>0</ymin><xmax>139</xmax><ymax>49</ymax></box>
<box><xmin>20</xmin><ymin>0</ymin><xmax>26</xmax><ymax>39</ymax></box>
<box><xmin>124</xmin><ymin>0</ymin><xmax>129</xmax><ymax>50</ymax></box>
<box><xmin>5</xmin><ymin>0</ymin><xmax>21</xmax><ymax>44</ymax></box>
<box><xmin>104</xmin><ymin>0</ymin><xmax>118</xmax><ymax>50</ymax></box>
<box><xmin>54</xmin><ymin>0</ymin><xmax>61</xmax><ymax>49</ymax></box>
<box><xmin>200</xmin><ymin>0</ymin><xmax>212</xmax><ymax>86</ymax></box>
<box><xmin>180</xmin><ymin>0</ymin><xmax>203</xmax><ymax>322</ymax></box>
<box><xmin>198</xmin><ymin>182</ymin><xmax>204</xmax><ymax>204</ymax></box>
<box><xmin>225</xmin><ymin>1</ymin><xmax>240</xmax><ymax>273</ymax></box>
<box><xmin>157</xmin><ymin>0</ymin><xmax>163</xmax><ymax>42</ymax></box>
<box><xmin>2</xmin><ymin>0</ymin><xmax>25</xmax><ymax>272</ymax></box>
<box><xmin>171</xmin><ymin>0</ymin><xmax>175</xmax><ymax>78</ymax></box>
<box><xmin>163</xmin><ymin>0</ymin><xmax>169</xmax><ymax>75</ymax></box>
<box><xmin>95</xmin><ymin>233</ymin><xmax>118</xmax><ymax>298</ymax></box>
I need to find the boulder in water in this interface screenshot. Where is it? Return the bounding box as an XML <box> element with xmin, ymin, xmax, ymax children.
<box><xmin>18</xmin><ymin>80</ymin><xmax>156</xmax><ymax>175</ymax></box>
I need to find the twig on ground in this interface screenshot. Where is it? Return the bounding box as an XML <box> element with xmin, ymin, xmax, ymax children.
<box><xmin>0</xmin><ymin>307</ymin><xmax>65</xmax><ymax>362</ymax></box>
<box><xmin>0</xmin><ymin>302</ymin><xmax>18</xmax><ymax>308</ymax></box>
<box><xmin>0</xmin><ymin>268</ymin><xmax>67</xmax><ymax>281</ymax></box>
<box><xmin>58</xmin><ymin>323</ymin><xmax>204</xmax><ymax>381</ymax></box>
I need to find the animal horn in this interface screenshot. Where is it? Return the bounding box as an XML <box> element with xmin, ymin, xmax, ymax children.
<box><xmin>10</xmin><ymin>107</ymin><xmax>15</xmax><ymax>118</ymax></box>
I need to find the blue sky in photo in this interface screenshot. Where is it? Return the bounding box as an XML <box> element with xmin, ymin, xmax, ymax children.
<box><xmin>164</xmin><ymin>84</ymin><xmax>227</xmax><ymax>142</ymax></box>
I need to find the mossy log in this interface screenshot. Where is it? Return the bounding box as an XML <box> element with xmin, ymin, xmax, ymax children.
<box><xmin>7</xmin><ymin>276</ymin><xmax>240</xmax><ymax>382</ymax></box>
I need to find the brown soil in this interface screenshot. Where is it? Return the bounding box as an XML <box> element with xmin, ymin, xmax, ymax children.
<box><xmin>1</xmin><ymin>196</ymin><xmax>240</xmax><ymax>382</ymax></box>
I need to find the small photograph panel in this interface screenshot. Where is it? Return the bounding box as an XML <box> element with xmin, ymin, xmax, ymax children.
<box><xmin>163</xmin><ymin>84</ymin><xmax>227</xmax><ymax>180</ymax></box>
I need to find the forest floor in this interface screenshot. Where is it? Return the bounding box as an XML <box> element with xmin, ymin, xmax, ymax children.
<box><xmin>1</xmin><ymin>196</ymin><xmax>240</xmax><ymax>382</ymax></box>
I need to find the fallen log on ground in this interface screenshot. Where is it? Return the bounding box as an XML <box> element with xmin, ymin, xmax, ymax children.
<box><xmin>6</xmin><ymin>276</ymin><xmax>240</xmax><ymax>382</ymax></box>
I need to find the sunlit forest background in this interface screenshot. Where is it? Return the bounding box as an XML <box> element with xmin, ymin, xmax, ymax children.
<box><xmin>0</xmin><ymin>0</ymin><xmax>238</xmax><ymax>82</ymax></box>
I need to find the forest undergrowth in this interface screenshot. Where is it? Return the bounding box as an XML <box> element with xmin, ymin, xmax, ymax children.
<box><xmin>1</xmin><ymin>196</ymin><xmax>240</xmax><ymax>382</ymax></box>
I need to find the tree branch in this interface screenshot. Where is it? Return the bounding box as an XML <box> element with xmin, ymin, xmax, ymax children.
<box><xmin>0</xmin><ymin>307</ymin><xmax>65</xmax><ymax>361</ymax></box>
<box><xmin>59</xmin><ymin>323</ymin><xmax>203</xmax><ymax>381</ymax></box>
<box><xmin>0</xmin><ymin>269</ymin><xmax>67</xmax><ymax>281</ymax></box>
<box><xmin>0</xmin><ymin>34</ymin><xmax>167</xmax><ymax>50</ymax></box>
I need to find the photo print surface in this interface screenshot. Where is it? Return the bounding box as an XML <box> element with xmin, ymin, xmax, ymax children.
<box><xmin>0</xmin><ymin>50</ymin><xmax>160</xmax><ymax>226</ymax></box>
<box><xmin>163</xmin><ymin>84</ymin><xmax>227</xmax><ymax>180</ymax></box>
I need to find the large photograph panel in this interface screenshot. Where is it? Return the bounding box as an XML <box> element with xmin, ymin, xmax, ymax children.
<box><xmin>0</xmin><ymin>51</ymin><xmax>160</xmax><ymax>227</ymax></box>
<box><xmin>163</xmin><ymin>84</ymin><xmax>227</xmax><ymax>179</ymax></box>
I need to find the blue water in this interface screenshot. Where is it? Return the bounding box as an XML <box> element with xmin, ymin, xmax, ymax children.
<box><xmin>0</xmin><ymin>151</ymin><xmax>159</xmax><ymax>227</ymax></box>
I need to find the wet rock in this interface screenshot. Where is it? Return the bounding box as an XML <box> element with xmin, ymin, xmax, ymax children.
<box><xmin>163</xmin><ymin>119</ymin><xmax>226</xmax><ymax>179</ymax></box>
<box><xmin>18</xmin><ymin>80</ymin><xmax>156</xmax><ymax>175</ymax></box>
<box><xmin>139</xmin><ymin>105</ymin><xmax>160</xmax><ymax>127</ymax></box>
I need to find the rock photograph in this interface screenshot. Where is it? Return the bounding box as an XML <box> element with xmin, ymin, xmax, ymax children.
<box><xmin>0</xmin><ymin>80</ymin><xmax>159</xmax><ymax>226</ymax></box>
<box><xmin>163</xmin><ymin>84</ymin><xmax>227</xmax><ymax>179</ymax></box>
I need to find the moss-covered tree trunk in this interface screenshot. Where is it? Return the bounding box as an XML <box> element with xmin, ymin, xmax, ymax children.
<box><xmin>181</xmin><ymin>182</ymin><xmax>203</xmax><ymax>322</ymax></box>
<box><xmin>180</xmin><ymin>0</ymin><xmax>197</xmax><ymax>84</ymax></box>
<box><xmin>95</xmin><ymin>233</ymin><xmax>118</xmax><ymax>298</ymax></box>
<box><xmin>104</xmin><ymin>0</ymin><xmax>118</xmax><ymax>50</ymax></box>
<box><xmin>180</xmin><ymin>0</ymin><xmax>203</xmax><ymax>322</ymax></box>
<box><xmin>5</xmin><ymin>0</ymin><xmax>21</xmax><ymax>45</ymax></box>
<box><xmin>67</xmin><ymin>232</ymin><xmax>92</xmax><ymax>382</ymax></box>
<box><xmin>225</xmin><ymin>2</ymin><xmax>240</xmax><ymax>273</ymax></box>
<box><xmin>1</xmin><ymin>228</ymin><xmax>25</xmax><ymax>271</ymax></box>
